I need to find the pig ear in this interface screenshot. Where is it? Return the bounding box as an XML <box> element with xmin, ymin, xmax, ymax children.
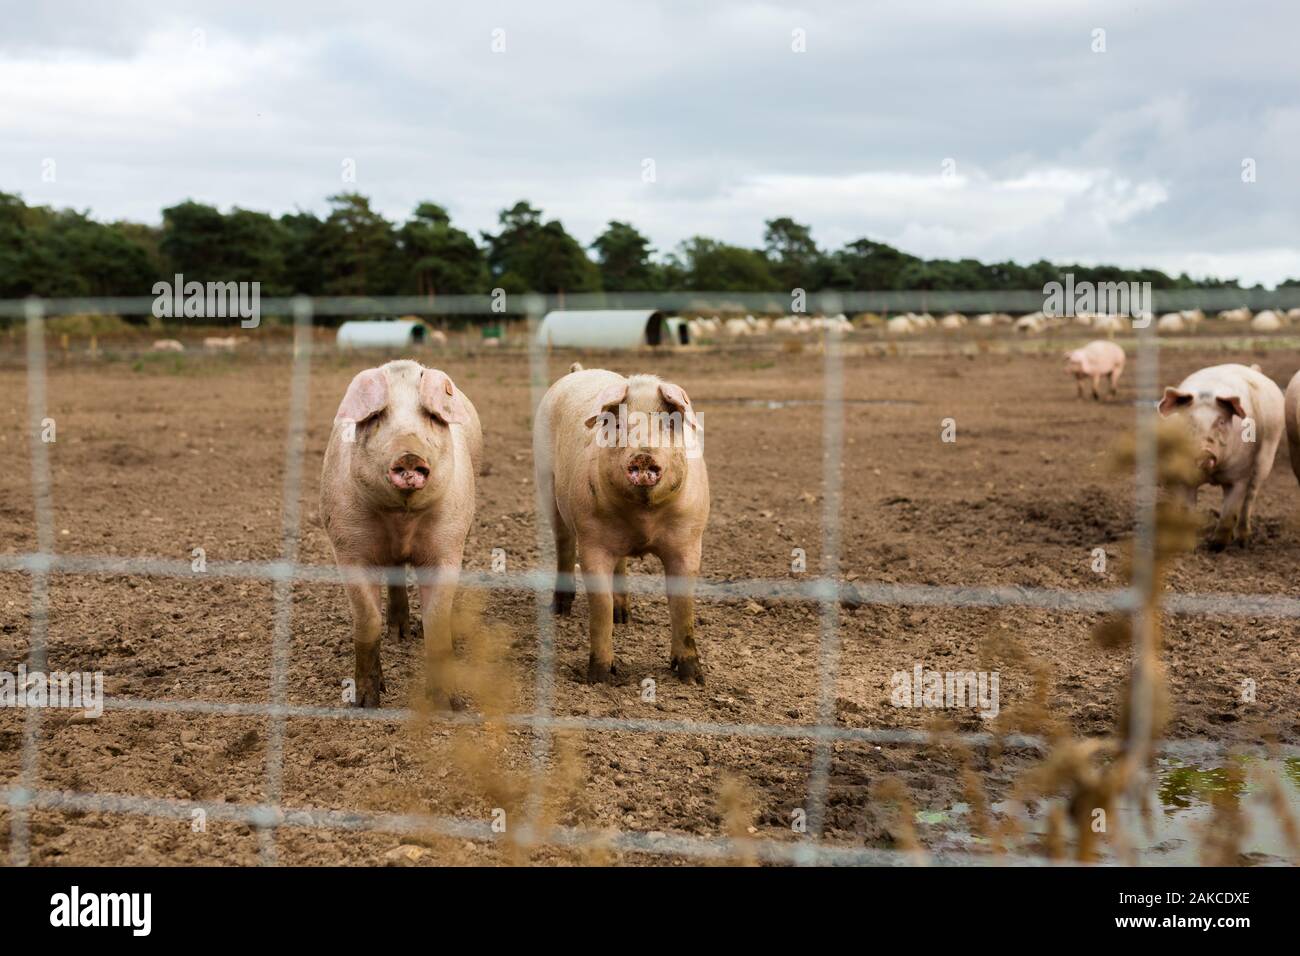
<box><xmin>658</xmin><ymin>382</ymin><xmax>702</xmax><ymax>430</ymax></box>
<box><xmin>1157</xmin><ymin>388</ymin><xmax>1192</xmax><ymax>416</ymax></box>
<box><xmin>1217</xmin><ymin>395</ymin><xmax>1246</xmax><ymax>420</ymax></box>
<box><xmin>419</xmin><ymin>368</ymin><xmax>470</xmax><ymax>425</ymax></box>
<box><xmin>584</xmin><ymin>382</ymin><xmax>628</xmax><ymax>428</ymax></box>
<box><xmin>336</xmin><ymin>368</ymin><xmax>388</xmax><ymax>424</ymax></box>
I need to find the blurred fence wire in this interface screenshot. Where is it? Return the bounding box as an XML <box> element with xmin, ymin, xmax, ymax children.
<box><xmin>4</xmin><ymin>290</ymin><xmax>1300</xmax><ymax>867</ymax></box>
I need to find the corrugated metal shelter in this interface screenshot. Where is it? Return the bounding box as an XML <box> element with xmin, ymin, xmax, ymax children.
<box><xmin>336</xmin><ymin>318</ymin><xmax>429</xmax><ymax>348</ymax></box>
<box><xmin>536</xmin><ymin>310</ymin><xmax>670</xmax><ymax>348</ymax></box>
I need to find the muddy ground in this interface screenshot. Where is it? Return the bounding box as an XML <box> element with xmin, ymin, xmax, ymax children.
<box><xmin>1</xmin><ymin>338</ymin><xmax>1297</xmax><ymax>865</ymax></box>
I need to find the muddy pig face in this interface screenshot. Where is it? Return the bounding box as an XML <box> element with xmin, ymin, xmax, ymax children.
<box><xmin>1158</xmin><ymin>387</ymin><xmax>1245</xmax><ymax>475</ymax></box>
<box><xmin>335</xmin><ymin>360</ymin><xmax>470</xmax><ymax>501</ymax></box>
<box><xmin>584</xmin><ymin>375</ymin><xmax>702</xmax><ymax>505</ymax></box>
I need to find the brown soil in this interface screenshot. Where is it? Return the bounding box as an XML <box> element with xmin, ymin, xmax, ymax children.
<box><xmin>1</xmin><ymin>341</ymin><xmax>1296</xmax><ymax>865</ymax></box>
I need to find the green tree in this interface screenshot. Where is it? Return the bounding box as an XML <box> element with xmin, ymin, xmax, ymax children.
<box><xmin>763</xmin><ymin>216</ymin><xmax>822</xmax><ymax>290</ymax></box>
<box><xmin>315</xmin><ymin>193</ymin><xmax>401</xmax><ymax>295</ymax></box>
<box><xmin>591</xmin><ymin>220</ymin><xmax>660</xmax><ymax>291</ymax></box>
<box><xmin>482</xmin><ymin>201</ymin><xmax>600</xmax><ymax>293</ymax></box>
<box><xmin>398</xmin><ymin>202</ymin><xmax>488</xmax><ymax>296</ymax></box>
<box><xmin>669</xmin><ymin>237</ymin><xmax>780</xmax><ymax>291</ymax></box>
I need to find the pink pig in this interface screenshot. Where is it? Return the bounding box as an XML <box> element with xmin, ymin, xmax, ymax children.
<box><xmin>1065</xmin><ymin>340</ymin><xmax>1126</xmax><ymax>400</ymax></box>
<box><xmin>320</xmin><ymin>360</ymin><xmax>482</xmax><ymax>707</ymax></box>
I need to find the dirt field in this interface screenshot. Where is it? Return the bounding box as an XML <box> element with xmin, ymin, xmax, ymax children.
<box><xmin>2</xmin><ymin>338</ymin><xmax>1298</xmax><ymax>865</ymax></box>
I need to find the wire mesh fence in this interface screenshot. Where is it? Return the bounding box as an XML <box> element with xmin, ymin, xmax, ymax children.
<box><xmin>3</xmin><ymin>290</ymin><xmax>1299</xmax><ymax>867</ymax></box>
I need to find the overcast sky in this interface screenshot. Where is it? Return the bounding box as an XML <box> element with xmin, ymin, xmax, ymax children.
<box><xmin>2</xmin><ymin>0</ymin><xmax>1297</xmax><ymax>285</ymax></box>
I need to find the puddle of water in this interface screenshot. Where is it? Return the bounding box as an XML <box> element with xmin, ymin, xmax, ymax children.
<box><xmin>914</xmin><ymin>756</ymin><xmax>1300</xmax><ymax>864</ymax></box>
<box><xmin>707</xmin><ymin>397</ymin><xmax>920</xmax><ymax>409</ymax></box>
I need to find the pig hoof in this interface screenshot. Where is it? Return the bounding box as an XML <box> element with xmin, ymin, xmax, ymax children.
<box><xmin>586</xmin><ymin>656</ymin><xmax>618</xmax><ymax>684</ymax></box>
<box><xmin>552</xmin><ymin>591</ymin><xmax>574</xmax><ymax>616</ymax></box>
<box><xmin>354</xmin><ymin>682</ymin><xmax>382</xmax><ymax>708</ymax></box>
<box><xmin>612</xmin><ymin>602</ymin><xmax>630</xmax><ymax>625</ymax></box>
<box><xmin>671</xmin><ymin>655</ymin><xmax>706</xmax><ymax>685</ymax></box>
<box><xmin>423</xmin><ymin>686</ymin><xmax>455</xmax><ymax>711</ymax></box>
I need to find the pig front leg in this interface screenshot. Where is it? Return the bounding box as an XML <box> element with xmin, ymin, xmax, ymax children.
<box><xmin>343</xmin><ymin>574</ymin><xmax>384</xmax><ymax>708</ymax></box>
<box><xmin>1108</xmin><ymin>367</ymin><xmax>1122</xmax><ymax>397</ymax></box>
<box><xmin>1075</xmin><ymin>376</ymin><xmax>1085</xmax><ymax>399</ymax></box>
<box><xmin>579</xmin><ymin>546</ymin><xmax>617</xmax><ymax>683</ymax></box>
<box><xmin>612</xmin><ymin>556</ymin><xmax>631</xmax><ymax>625</ymax></box>
<box><xmin>1090</xmin><ymin>373</ymin><xmax>1102</xmax><ymax>400</ymax></box>
<box><xmin>418</xmin><ymin>562</ymin><xmax>461</xmax><ymax>706</ymax></box>
<box><xmin>1210</xmin><ymin>481</ymin><xmax>1248</xmax><ymax>551</ymax></box>
<box><xmin>662</xmin><ymin>542</ymin><xmax>704</xmax><ymax>685</ymax></box>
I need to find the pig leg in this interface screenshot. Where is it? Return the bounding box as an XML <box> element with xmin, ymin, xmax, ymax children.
<box><xmin>579</xmin><ymin>546</ymin><xmax>617</xmax><ymax>683</ymax></box>
<box><xmin>344</xmin><ymin>576</ymin><xmax>384</xmax><ymax>708</ymax></box>
<box><xmin>1090</xmin><ymin>374</ymin><xmax>1101</xmax><ymax>400</ymax></box>
<box><xmin>552</xmin><ymin>507</ymin><xmax>576</xmax><ymax>616</ymax></box>
<box><xmin>1238</xmin><ymin>444</ymin><xmax>1277</xmax><ymax>543</ymax></box>
<box><xmin>1210</xmin><ymin>482</ymin><xmax>1248</xmax><ymax>551</ymax></box>
<box><xmin>612</xmin><ymin>557</ymin><xmax>631</xmax><ymax>625</ymax></box>
<box><xmin>1108</xmin><ymin>366</ymin><xmax>1122</xmax><ymax>397</ymax></box>
<box><xmin>663</xmin><ymin>542</ymin><xmax>704</xmax><ymax>685</ymax></box>
<box><xmin>1075</xmin><ymin>376</ymin><xmax>1085</xmax><ymax>399</ymax></box>
<box><xmin>418</xmin><ymin>563</ymin><xmax>461</xmax><ymax>705</ymax></box>
<box><xmin>388</xmin><ymin>581</ymin><xmax>411</xmax><ymax>642</ymax></box>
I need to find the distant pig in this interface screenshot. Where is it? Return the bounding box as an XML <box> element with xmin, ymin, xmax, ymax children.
<box><xmin>534</xmin><ymin>365</ymin><xmax>710</xmax><ymax>684</ymax></box>
<box><xmin>1158</xmin><ymin>363</ymin><xmax>1283</xmax><ymax>550</ymax></box>
<box><xmin>320</xmin><ymin>359</ymin><xmax>482</xmax><ymax>707</ymax></box>
<box><xmin>1065</xmin><ymin>340</ymin><xmax>1126</xmax><ymax>400</ymax></box>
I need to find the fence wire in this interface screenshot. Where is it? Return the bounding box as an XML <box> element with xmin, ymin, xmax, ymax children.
<box><xmin>4</xmin><ymin>291</ymin><xmax>1299</xmax><ymax>867</ymax></box>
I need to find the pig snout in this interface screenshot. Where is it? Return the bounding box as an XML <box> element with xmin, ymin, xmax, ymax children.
<box><xmin>389</xmin><ymin>452</ymin><xmax>430</xmax><ymax>491</ymax></box>
<box><xmin>626</xmin><ymin>453</ymin><xmax>662</xmax><ymax>487</ymax></box>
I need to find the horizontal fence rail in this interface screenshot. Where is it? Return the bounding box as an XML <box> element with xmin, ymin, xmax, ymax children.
<box><xmin>2</xmin><ymin>289</ymin><xmax>1300</xmax><ymax>321</ymax></box>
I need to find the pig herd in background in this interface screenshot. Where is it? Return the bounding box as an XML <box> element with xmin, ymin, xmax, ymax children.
<box><xmin>320</xmin><ymin>359</ymin><xmax>707</xmax><ymax>707</ymax></box>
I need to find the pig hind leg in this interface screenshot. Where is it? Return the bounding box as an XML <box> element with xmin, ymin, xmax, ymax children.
<box><xmin>1091</xmin><ymin>373</ymin><xmax>1102</xmax><ymax>400</ymax></box>
<box><xmin>612</xmin><ymin>557</ymin><xmax>631</xmax><ymax>625</ymax></box>
<box><xmin>1238</xmin><ymin>437</ymin><xmax>1280</xmax><ymax>543</ymax></box>
<box><xmin>1210</xmin><ymin>481</ymin><xmax>1249</xmax><ymax>551</ymax></box>
<box><xmin>1108</xmin><ymin>365</ymin><xmax>1122</xmax><ymax>397</ymax></box>
<box><xmin>388</xmin><ymin>581</ymin><xmax>411</xmax><ymax>642</ymax></box>
<box><xmin>551</xmin><ymin>501</ymin><xmax>577</xmax><ymax>616</ymax></box>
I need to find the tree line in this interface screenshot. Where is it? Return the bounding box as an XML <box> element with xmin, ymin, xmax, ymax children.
<box><xmin>0</xmin><ymin>190</ymin><xmax>1284</xmax><ymax>302</ymax></box>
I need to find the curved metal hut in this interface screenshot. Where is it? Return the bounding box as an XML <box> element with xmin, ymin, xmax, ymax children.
<box><xmin>336</xmin><ymin>318</ymin><xmax>429</xmax><ymax>348</ymax></box>
<box><xmin>536</xmin><ymin>310</ymin><xmax>672</xmax><ymax>348</ymax></box>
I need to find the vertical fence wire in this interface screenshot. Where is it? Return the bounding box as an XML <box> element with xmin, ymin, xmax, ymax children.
<box><xmin>1124</xmin><ymin>309</ymin><xmax>1160</xmax><ymax>814</ymax></box>
<box><xmin>801</xmin><ymin>294</ymin><xmax>848</xmax><ymax>854</ymax></box>
<box><xmin>9</xmin><ymin>299</ymin><xmax>53</xmax><ymax>866</ymax></box>
<box><xmin>260</xmin><ymin>296</ymin><xmax>315</xmax><ymax>864</ymax></box>
<box><xmin>524</xmin><ymin>295</ymin><xmax>558</xmax><ymax>846</ymax></box>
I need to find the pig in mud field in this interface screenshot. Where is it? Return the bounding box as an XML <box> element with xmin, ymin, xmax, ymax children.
<box><xmin>1065</xmin><ymin>340</ymin><xmax>1126</xmax><ymax>400</ymax></box>
<box><xmin>1158</xmin><ymin>363</ymin><xmax>1283</xmax><ymax>551</ymax></box>
<box><xmin>320</xmin><ymin>360</ymin><xmax>482</xmax><ymax>707</ymax></box>
<box><xmin>534</xmin><ymin>364</ymin><xmax>710</xmax><ymax>685</ymax></box>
